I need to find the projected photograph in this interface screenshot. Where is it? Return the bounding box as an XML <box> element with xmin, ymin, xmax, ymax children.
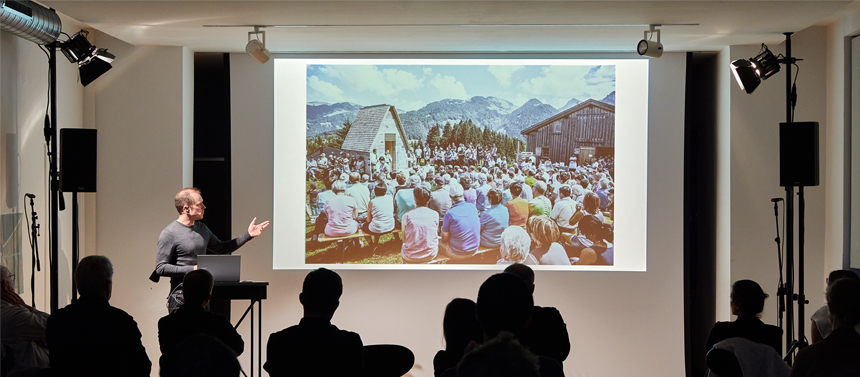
<box><xmin>303</xmin><ymin>63</ymin><xmax>616</xmax><ymax>266</ymax></box>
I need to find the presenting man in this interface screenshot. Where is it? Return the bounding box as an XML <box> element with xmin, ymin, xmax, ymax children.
<box><xmin>154</xmin><ymin>188</ymin><xmax>269</xmax><ymax>311</ymax></box>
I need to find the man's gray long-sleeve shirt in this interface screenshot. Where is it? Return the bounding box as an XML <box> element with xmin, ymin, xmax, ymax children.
<box><xmin>155</xmin><ymin>220</ymin><xmax>251</xmax><ymax>289</ymax></box>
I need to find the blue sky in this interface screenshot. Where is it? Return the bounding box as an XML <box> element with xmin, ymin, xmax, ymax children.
<box><xmin>307</xmin><ymin>64</ymin><xmax>615</xmax><ymax>111</ymax></box>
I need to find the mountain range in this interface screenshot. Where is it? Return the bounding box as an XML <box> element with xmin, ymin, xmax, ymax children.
<box><xmin>306</xmin><ymin>91</ymin><xmax>615</xmax><ymax>140</ymax></box>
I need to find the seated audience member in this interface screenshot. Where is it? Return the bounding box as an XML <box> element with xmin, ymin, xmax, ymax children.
<box><xmin>498</xmin><ymin>227</ymin><xmax>538</xmax><ymax>265</ymax></box>
<box><xmin>705</xmin><ymin>279</ymin><xmax>782</xmax><ymax>354</ymax></box>
<box><xmin>505</xmin><ymin>182</ymin><xmax>530</xmax><ymax>228</ymax></box>
<box><xmin>46</xmin><ymin>255</ymin><xmax>151</xmax><ymax>377</ymax></box>
<box><xmin>346</xmin><ymin>172</ymin><xmax>371</xmax><ymax>222</ymax></box>
<box><xmin>569</xmin><ymin>192</ymin><xmax>602</xmax><ymax>229</ymax></box>
<box><xmin>528</xmin><ymin>181</ymin><xmax>552</xmax><ymax>218</ymax></box>
<box><xmin>474</xmin><ymin>173</ymin><xmax>492</xmax><ymax>214</ymax></box>
<box><xmin>324</xmin><ymin>180</ymin><xmax>359</xmax><ymax>238</ymax></box>
<box><xmin>527</xmin><ymin>216</ymin><xmax>571</xmax><ymax>266</ymax></box>
<box><xmin>265</xmin><ymin>268</ymin><xmax>413</xmax><ymax>377</ymax></box>
<box><xmin>810</xmin><ymin>270</ymin><xmax>860</xmax><ymax>344</ymax></box>
<box><xmin>457</xmin><ymin>332</ymin><xmax>540</xmax><ymax>377</ymax></box>
<box><xmin>395</xmin><ymin>175</ymin><xmax>421</xmax><ymax>226</ymax></box>
<box><xmin>0</xmin><ymin>266</ymin><xmax>50</xmax><ymax>375</ymax></box>
<box><xmin>434</xmin><ymin>298</ymin><xmax>484</xmax><ymax>377</ymax></box>
<box><xmin>441</xmin><ymin>273</ymin><xmax>563</xmax><ymax>377</ymax></box>
<box><xmin>504</xmin><ymin>263</ymin><xmax>571</xmax><ymax>364</ymax></box>
<box><xmin>158</xmin><ymin>270</ymin><xmax>243</xmax><ymax>355</ymax></box>
<box><xmin>429</xmin><ymin>176</ymin><xmax>454</xmax><ymax>219</ymax></box>
<box><xmin>365</xmin><ymin>182</ymin><xmax>396</xmax><ymax>237</ymax></box>
<box><xmin>791</xmin><ymin>278</ymin><xmax>860</xmax><ymax>377</ymax></box>
<box><xmin>401</xmin><ymin>187</ymin><xmax>440</xmax><ymax>263</ymax></box>
<box><xmin>565</xmin><ymin>215</ymin><xmax>603</xmax><ymax>265</ymax></box>
<box><xmin>461</xmin><ymin>175</ymin><xmax>477</xmax><ymax>205</ymax></box>
<box><xmin>480</xmin><ymin>188</ymin><xmax>509</xmax><ymax>249</ymax></box>
<box><xmin>549</xmin><ymin>185</ymin><xmax>577</xmax><ymax>233</ymax></box>
<box><xmin>441</xmin><ymin>183</ymin><xmax>481</xmax><ymax>260</ymax></box>
<box><xmin>265</xmin><ymin>268</ymin><xmax>363</xmax><ymax>377</ymax></box>
<box><xmin>160</xmin><ymin>334</ymin><xmax>239</xmax><ymax>377</ymax></box>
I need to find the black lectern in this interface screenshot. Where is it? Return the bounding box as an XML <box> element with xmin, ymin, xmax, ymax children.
<box><xmin>212</xmin><ymin>281</ymin><xmax>268</xmax><ymax>377</ymax></box>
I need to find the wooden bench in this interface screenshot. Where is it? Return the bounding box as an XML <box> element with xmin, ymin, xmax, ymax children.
<box><xmin>317</xmin><ymin>229</ymin><xmax>373</xmax><ymax>260</ymax></box>
<box><xmin>429</xmin><ymin>245</ymin><xmax>499</xmax><ymax>264</ymax></box>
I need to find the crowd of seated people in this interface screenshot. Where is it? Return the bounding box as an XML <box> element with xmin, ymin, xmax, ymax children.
<box><xmin>4</xmin><ymin>255</ymin><xmax>859</xmax><ymax>377</ymax></box>
<box><xmin>307</xmin><ymin>146</ymin><xmax>616</xmax><ymax>265</ymax></box>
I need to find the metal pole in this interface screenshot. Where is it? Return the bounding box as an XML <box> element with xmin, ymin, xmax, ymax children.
<box><xmin>48</xmin><ymin>43</ymin><xmax>60</xmax><ymax>313</ymax></box>
<box><xmin>783</xmin><ymin>31</ymin><xmax>795</xmax><ymax>362</ymax></box>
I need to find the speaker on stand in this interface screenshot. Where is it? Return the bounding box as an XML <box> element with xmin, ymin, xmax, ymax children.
<box><xmin>60</xmin><ymin>129</ymin><xmax>97</xmax><ymax>302</ymax></box>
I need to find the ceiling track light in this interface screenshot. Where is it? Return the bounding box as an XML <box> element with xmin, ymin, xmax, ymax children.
<box><xmin>246</xmin><ymin>26</ymin><xmax>271</xmax><ymax>64</ymax></box>
<box><xmin>637</xmin><ymin>24</ymin><xmax>663</xmax><ymax>58</ymax></box>
<box><xmin>730</xmin><ymin>43</ymin><xmax>799</xmax><ymax>94</ymax></box>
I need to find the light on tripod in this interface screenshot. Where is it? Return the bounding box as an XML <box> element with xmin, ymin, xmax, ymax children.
<box><xmin>59</xmin><ymin>30</ymin><xmax>115</xmax><ymax>86</ymax></box>
<box><xmin>730</xmin><ymin>44</ymin><xmax>781</xmax><ymax>94</ymax></box>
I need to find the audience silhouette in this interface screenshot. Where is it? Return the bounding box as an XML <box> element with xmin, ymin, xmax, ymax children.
<box><xmin>791</xmin><ymin>278</ymin><xmax>860</xmax><ymax>376</ymax></box>
<box><xmin>504</xmin><ymin>263</ymin><xmax>571</xmax><ymax>365</ymax></box>
<box><xmin>46</xmin><ymin>255</ymin><xmax>151</xmax><ymax>377</ymax></box>
<box><xmin>160</xmin><ymin>334</ymin><xmax>240</xmax><ymax>377</ymax></box>
<box><xmin>809</xmin><ymin>270</ymin><xmax>860</xmax><ymax>344</ymax></box>
<box><xmin>440</xmin><ymin>273</ymin><xmax>564</xmax><ymax>377</ymax></box>
<box><xmin>457</xmin><ymin>331</ymin><xmax>540</xmax><ymax>377</ymax></box>
<box><xmin>705</xmin><ymin>279</ymin><xmax>782</xmax><ymax>354</ymax></box>
<box><xmin>158</xmin><ymin>269</ymin><xmax>244</xmax><ymax>355</ymax></box>
<box><xmin>433</xmin><ymin>298</ymin><xmax>483</xmax><ymax>377</ymax></box>
<box><xmin>265</xmin><ymin>268</ymin><xmax>413</xmax><ymax>377</ymax></box>
<box><xmin>1</xmin><ymin>265</ymin><xmax>50</xmax><ymax>375</ymax></box>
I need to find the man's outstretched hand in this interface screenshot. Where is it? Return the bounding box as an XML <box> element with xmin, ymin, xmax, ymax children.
<box><xmin>248</xmin><ymin>217</ymin><xmax>271</xmax><ymax>237</ymax></box>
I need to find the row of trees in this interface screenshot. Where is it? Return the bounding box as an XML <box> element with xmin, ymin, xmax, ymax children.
<box><xmin>306</xmin><ymin>118</ymin><xmax>524</xmax><ymax>159</ymax></box>
<box><xmin>424</xmin><ymin>120</ymin><xmax>523</xmax><ymax>159</ymax></box>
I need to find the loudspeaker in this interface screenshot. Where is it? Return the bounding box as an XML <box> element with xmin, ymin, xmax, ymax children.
<box><xmin>780</xmin><ymin>122</ymin><xmax>819</xmax><ymax>187</ymax></box>
<box><xmin>60</xmin><ymin>129</ymin><xmax>97</xmax><ymax>192</ymax></box>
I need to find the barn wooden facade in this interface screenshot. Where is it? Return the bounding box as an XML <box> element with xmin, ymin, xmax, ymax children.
<box><xmin>341</xmin><ymin>104</ymin><xmax>410</xmax><ymax>174</ymax></box>
<box><xmin>520</xmin><ymin>99</ymin><xmax>615</xmax><ymax>166</ymax></box>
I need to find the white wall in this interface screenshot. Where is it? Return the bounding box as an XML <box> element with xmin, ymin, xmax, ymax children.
<box><xmin>230</xmin><ymin>52</ymin><xmax>687</xmax><ymax>377</ymax></box>
<box><xmin>88</xmin><ymin>32</ymin><xmax>193</xmax><ymax>369</ymax></box>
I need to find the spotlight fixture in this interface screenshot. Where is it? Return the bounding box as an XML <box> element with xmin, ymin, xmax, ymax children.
<box><xmin>730</xmin><ymin>44</ymin><xmax>782</xmax><ymax>94</ymax></box>
<box><xmin>59</xmin><ymin>30</ymin><xmax>115</xmax><ymax>86</ymax></box>
<box><xmin>246</xmin><ymin>26</ymin><xmax>271</xmax><ymax>64</ymax></box>
<box><xmin>637</xmin><ymin>24</ymin><xmax>663</xmax><ymax>58</ymax></box>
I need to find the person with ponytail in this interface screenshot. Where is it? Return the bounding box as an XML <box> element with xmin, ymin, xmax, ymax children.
<box><xmin>705</xmin><ymin>279</ymin><xmax>783</xmax><ymax>354</ymax></box>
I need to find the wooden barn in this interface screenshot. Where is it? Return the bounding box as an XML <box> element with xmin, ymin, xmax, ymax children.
<box><xmin>341</xmin><ymin>104</ymin><xmax>410</xmax><ymax>173</ymax></box>
<box><xmin>520</xmin><ymin>99</ymin><xmax>615</xmax><ymax>166</ymax></box>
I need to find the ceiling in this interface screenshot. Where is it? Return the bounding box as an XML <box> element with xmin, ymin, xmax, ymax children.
<box><xmin>41</xmin><ymin>1</ymin><xmax>856</xmax><ymax>54</ymax></box>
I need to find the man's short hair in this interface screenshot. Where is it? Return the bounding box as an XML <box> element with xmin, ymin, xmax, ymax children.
<box><xmin>183</xmin><ymin>270</ymin><xmax>214</xmax><ymax>306</ymax></box>
<box><xmin>332</xmin><ymin>180</ymin><xmax>347</xmax><ymax>194</ymax></box>
<box><xmin>510</xmin><ymin>182</ymin><xmax>523</xmax><ymax>197</ymax></box>
<box><xmin>533</xmin><ymin>181</ymin><xmax>547</xmax><ymax>194</ymax></box>
<box><xmin>826</xmin><ymin>278</ymin><xmax>860</xmax><ymax>327</ymax></box>
<box><xmin>349</xmin><ymin>172</ymin><xmax>361</xmax><ymax>184</ymax></box>
<box><xmin>301</xmin><ymin>268</ymin><xmax>343</xmax><ymax>312</ymax></box>
<box><xmin>174</xmin><ymin>188</ymin><xmax>201</xmax><ymax>214</ymax></box>
<box><xmin>408</xmin><ymin>175</ymin><xmax>421</xmax><ymax>188</ymax></box>
<box><xmin>558</xmin><ymin>185</ymin><xmax>571</xmax><ymax>198</ymax></box>
<box><xmin>374</xmin><ymin>181</ymin><xmax>388</xmax><ymax>197</ymax></box>
<box><xmin>499</xmin><ymin>228</ymin><xmax>531</xmax><ymax>264</ymax></box>
<box><xmin>488</xmin><ymin>188</ymin><xmax>503</xmax><ymax>206</ymax></box>
<box><xmin>477</xmin><ymin>273</ymin><xmax>534</xmax><ymax>337</ymax></box>
<box><xmin>76</xmin><ymin>255</ymin><xmax>113</xmax><ymax>297</ymax></box>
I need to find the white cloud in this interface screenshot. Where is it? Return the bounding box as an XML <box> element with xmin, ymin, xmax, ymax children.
<box><xmin>518</xmin><ymin>65</ymin><xmax>616</xmax><ymax>107</ymax></box>
<box><xmin>488</xmin><ymin>65</ymin><xmax>525</xmax><ymax>87</ymax></box>
<box><xmin>423</xmin><ymin>68</ymin><xmax>433</xmax><ymax>75</ymax></box>
<box><xmin>429</xmin><ymin>74</ymin><xmax>469</xmax><ymax>100</ymax></box>
<box><xmin>393</xmin><ymin>99</ymin><xmax>427</xmax><ymax>112</ymax></box>
<box><xmin>318</xmin><ymin>65</ymin><xmax>422</xmax><ymax>97</ymax></box>
<box><xmin>307</xmin><ymin>75</ymin><xmax>345</xmax><ymax>102</ymax></box>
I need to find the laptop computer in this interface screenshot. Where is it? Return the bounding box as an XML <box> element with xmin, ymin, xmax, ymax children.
<box><xmin>196</xmin><ymin>255</ymin><xmax>241</xmax><ymax>282</ymax></box>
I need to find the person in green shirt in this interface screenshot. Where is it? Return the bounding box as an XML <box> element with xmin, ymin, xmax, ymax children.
<box><xmin>528</xmin><ymin>181</ymin><xmax>552</xmax><ymax>217</ymax></box>
<box><xmin>524</xmin><ymin>169</ymin><xmax>537</xmax><ymax>188</ymax></box>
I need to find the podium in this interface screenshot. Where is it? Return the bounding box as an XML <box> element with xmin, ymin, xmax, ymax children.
<box><xmin>212</xmin><ymin>281</ymin><xmax>268</xmax><ymax>377</ymax></box>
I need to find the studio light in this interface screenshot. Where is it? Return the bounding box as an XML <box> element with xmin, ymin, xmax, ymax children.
<box><xmin>60</xmin><ymin>30</ymin><xmax>115</xmax><ymax>86</ymax></box>
<box><xmin>246</xmin><ymin>26</ymin><xmax>271</xmax><ymax>64</ymax></box>
<box><xmin>730</xmin><ymin>44</ymin><xmax>782</xmax><ymax>94</ymax></box>
<box><xmin>637</xmin><ymin>24</ymin><xmax>663</xmax><ymax>58</ymax></box>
